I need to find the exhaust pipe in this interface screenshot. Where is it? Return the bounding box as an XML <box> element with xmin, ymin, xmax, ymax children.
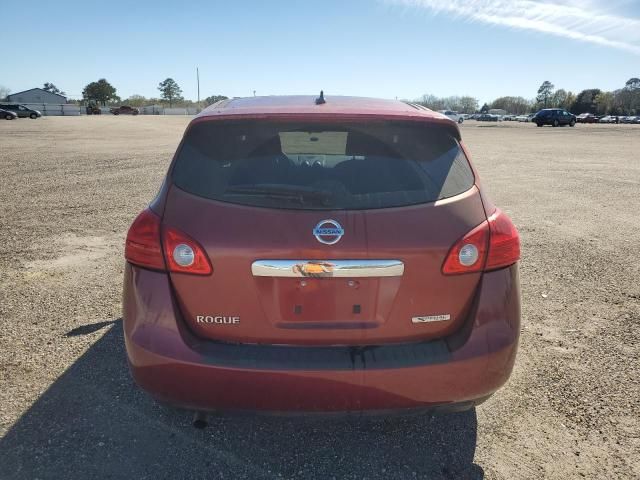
<box><xmin>192</xmin><ymin>411</ymin><xmax>209</xmax><ymax>429</ymax></box>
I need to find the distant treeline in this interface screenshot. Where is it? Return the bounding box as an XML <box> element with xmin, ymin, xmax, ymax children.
<box><xmin>412</xmin><ymin>78</ymin><xmax>640</xmax><ymax>116</ymax></box>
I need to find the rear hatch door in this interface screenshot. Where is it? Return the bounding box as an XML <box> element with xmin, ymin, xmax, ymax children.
<box><xmin>163</xmin><ymin>118</ymin><xmax>486</xmax><ymax>345</ymax></box>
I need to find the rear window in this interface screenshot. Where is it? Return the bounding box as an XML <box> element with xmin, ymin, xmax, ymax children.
<box><xmin>171</xmin><ymin>121</ymin><xmax>474</xmax><ymax>210</ymax></box>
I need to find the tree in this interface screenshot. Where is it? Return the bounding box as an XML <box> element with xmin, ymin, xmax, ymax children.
<box><xmin>0</xmin><ymin>85</ymin><xmax>9</xmax><ymax>101</ymax></box>
<box><xmin>571</xmin><ymin>89</ymin><xmax>601</xmax><ymax>114</ymax></box>
<box><xmin>414</xmin><ymin>94</ymin><xmax>478</xmax><ymax>113</ymax></box>
<box><xmin>563</xmin><ymin>91</ymin><xmax>576</xmax><ymax>112</ymax></box>
<box><xmin>125</xmin><ymin>94</ymin><xmax>148</xmax><ymax>107</ymax></box>
<box><xmin>417</xmin><ymin>94</ymin><xmax>445</xmax><ymax>111</ymax></box>
<box><xmin>158</xmin><ymin>78</ymin><xmax>183</xmax><ymax>107</ymax></box>
<box><xmin>594</xmin><ymin>91</ymin><xmax>614</xmax><ymax>115</ymax></box>
<box><xmin>551</xmin><ymin>89</ymin><xmax>567</xmax><ymax>108</ymax></box>
<box><xmin>204</xmin><ymin>95</ymin><xmax>228</xmax><ymax>106</ymax></box>
<box><xmin>625</xmin><ymin>78</ymin><xmax>640</xmax><ymax>90</ymax></box>
<box><xmin>536</xmin><ymin>81</ymin><xmax>554</xmax><ymax>108</ymax></box>
<box><xmin>82</xmin><ymin>79</ymin><xmax>118</xmax><ymax>106</ymax></box>
<box><xmin>490</xmin><ymin>96</ymin><xmax>532</xmax><ymax>115</ymax></box>
<box><xmin>459</xmin><ymin>96</ymin><xmax>479</xmax><ymax>114</ymax></box>
<box><xmin>616</xmin><ymin>78</ymin><xmax>640</xmax><ymax>115</ymax></box>
<box><xmin>43</xmin><ymin>82</ymin><xmax>66</xmax><ymax>96</ymax></box>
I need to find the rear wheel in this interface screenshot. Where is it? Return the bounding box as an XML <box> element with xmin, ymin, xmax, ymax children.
<box><xmin>536</xmin><ymin>122</ymin><xmax>543</xmax><ymax>127</ymax></box>
<box><xmin>29</xmin><ymin>113</ymin><xmax>38</xmax><ymax>119</ymax></box>
<box><xmin>570</xmin><ymin>120</ymin><xmax>576</xmax><ymax>127</ymax></box>
<box><xmin>5</xmin><ymin>114</ymin><xmax>13</xmax><ymax>120</ymax></box>
<box><xmin>113</xmin><ymin>111</ymin><xmax>119</xmax><ymax>115</ymax></box>
<box><xmin>552</xmin><ymin>119</ymin><xmax>559</xmax><ymax>127</ymax></box>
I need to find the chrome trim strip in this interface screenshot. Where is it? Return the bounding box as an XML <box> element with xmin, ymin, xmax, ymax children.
<box><xmin>251</xmin><ymin>260</ymin><xmax>404</xmax><ymax>278</ymax></box>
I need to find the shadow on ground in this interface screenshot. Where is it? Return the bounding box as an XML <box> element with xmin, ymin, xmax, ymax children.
<box><xmin>0</xmin><ymin>320</ymin><xmax>483</xmax><ymax>479</ymax></box>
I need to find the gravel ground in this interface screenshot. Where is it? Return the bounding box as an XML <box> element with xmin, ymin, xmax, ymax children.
<box><xmin>0</xmin><ymin>116</ymin><xmax>638</xmax><ymax>479</ymax></box>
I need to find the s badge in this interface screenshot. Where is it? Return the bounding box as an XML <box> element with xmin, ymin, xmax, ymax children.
<box><xmin>412</xmin><ymin>314</ymin><xmax>451</xmax><ymax>323</ymax></box>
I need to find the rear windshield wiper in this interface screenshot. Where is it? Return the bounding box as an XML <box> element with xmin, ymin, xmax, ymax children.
<box><xmin>224</xmin><ymin>184</ymin><xmax>333</xmax><ymax>206</ymax></box>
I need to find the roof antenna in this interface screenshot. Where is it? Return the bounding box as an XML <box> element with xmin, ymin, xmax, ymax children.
<box><xmin>315</xmin><ymin>90</ymin><xmax>326</xmax><ymax>105</ymax></box>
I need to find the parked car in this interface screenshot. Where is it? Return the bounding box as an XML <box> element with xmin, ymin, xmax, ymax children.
<box><xmin>532</xmin><ymin>108</ymin><xmax>576</xmax><ymax>127</ymax></box>
<box><xmin>438</xmin><ymin>110</ymin><xmax>464</xmax><ymax>124</ymax></box>
<box><xmin>123</xmin><ymin>94</ymin><xmax>521</xmax><ymax>415</ymax></box>
<box><xmin>477</xmin><ymin>113</ymin><xmax>499</xmax><ymax>122</ymax></box>
<box><xmin>0</xmin><ymin>104</ymin><xmax>42</xmax><ymax>119</ymax></box>
<box><xmin>110</xmin><ymin>105</ymin><xmax>139</xmax><ymax>115</ymax></box>
<box><xmin>0</xmin><ymin>108</ymin><xmax>18</xmax><ymax>120</ymax></box>
<box><xmin>598</xmin><ymin>115</ymin><xmax>617</xmax><ymax>124</ymax></box>
<box><xmin>576</xmin><ymin>113</ymin><xmax>597</xmax><ymax>124</ymax></box>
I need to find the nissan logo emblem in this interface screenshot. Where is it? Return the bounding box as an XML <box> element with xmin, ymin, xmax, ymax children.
<box><xmin>313</xmin><ymin>219</ymin><xmax>344</xmax><ymax>245</ymax></box>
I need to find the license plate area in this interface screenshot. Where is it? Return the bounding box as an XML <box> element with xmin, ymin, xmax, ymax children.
<box><xmin>255</xmin><ymin>277</ymin><xmax>381</xmax><ymax>328</ymax></box>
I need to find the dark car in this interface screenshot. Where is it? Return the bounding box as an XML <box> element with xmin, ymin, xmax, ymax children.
<box><xmin>110</xmin><ymin>105</ymin><xmax>139</xmax><ymax>115</ymax></box>
<box><xmin>0</xmin><ymin>108</ymin><xmax>18</xmax><ymax>120</ymax></box>
<box><xmin>0</xmin><ymin>104</ymin><xmax>42</xmax><ymax>119</ymax></box>
<box><xmin>123</xmin><ymin>95</ymin><xmax>521</xmax><ymax>415</ymax></box>
<box><xmin>477</xmin><ymin>113</ymin><xmax>499</xmax><ymax>122</ymax></box>
<box><xmin>576</xmin><ymin>113</ymin><xmax>597</xmax><ymax>124</ymax></box>
<box><xmin>533</xmin><ymin>108</ymin><xmax>576</xmax><ymax>127</ymax></box>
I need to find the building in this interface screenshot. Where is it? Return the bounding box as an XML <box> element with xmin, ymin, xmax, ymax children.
<box><xmin>7</xmin><ymin>88</ymin><xmax>67</xmax><ymax>104</ymax></box>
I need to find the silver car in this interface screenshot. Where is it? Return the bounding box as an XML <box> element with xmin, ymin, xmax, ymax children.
<box><xmin>0</xmin><ymin>108</ymin><xmax>18</xmax><ymax>120</ymax></box>
<box><xmin>0</xmin><ymin>104</ymin><xmax>42</xmax><ymax>119</ymax></box>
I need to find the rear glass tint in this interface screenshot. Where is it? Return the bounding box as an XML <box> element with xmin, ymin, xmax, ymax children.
<box><xmin>172</xmin><ymin>121</ymin><xmax>474</xmax><ymax>210</ymax></box>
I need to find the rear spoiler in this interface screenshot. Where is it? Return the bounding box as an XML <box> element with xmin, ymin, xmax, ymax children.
<box><xmin>187</xmin><ymin>112</ymin><xmax>462</xmax><ymax>141</ymax></box>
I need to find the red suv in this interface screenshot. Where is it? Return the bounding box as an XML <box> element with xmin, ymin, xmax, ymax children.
<box><xmin>123</xmin><ymin>95</ymin><xmax>521</xmax><ymax>414</ymax></box>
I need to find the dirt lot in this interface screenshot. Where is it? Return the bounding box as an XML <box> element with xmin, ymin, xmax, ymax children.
<box><xmin>0</xmin><ymin>116</ymin><xmax>638</xmax><ymax>479</ymax></box>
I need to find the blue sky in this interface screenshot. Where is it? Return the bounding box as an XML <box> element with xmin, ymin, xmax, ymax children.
<box><xmin>2</xmin><ymin>0</ymin><xmax>639</xmax><ymax>104</ymax></box>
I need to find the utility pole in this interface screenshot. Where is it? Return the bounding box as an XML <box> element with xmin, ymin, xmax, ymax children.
<box><xmin>196</xmin><ymin>67</ymin><xmax>200</xmax><ymax>107</ymax></box>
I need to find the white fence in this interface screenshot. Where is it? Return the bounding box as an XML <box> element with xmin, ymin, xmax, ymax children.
<box><xmin>139</xmin><ymin>105</ymin><xmax>199</xmax><ymax>115</ymax></box>
<box><xmin>5</xmin><ymin>103</ymin><xmax>199</xmax><ymax>116</ymax></box>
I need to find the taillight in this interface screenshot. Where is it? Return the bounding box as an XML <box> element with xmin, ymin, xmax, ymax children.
<box><xmin>442</xmin><ymin>221</ymin><xmax>489</xmax><ymax>274</ymax></box>
<box><xmin>125</xmin><ymin>209</ymin><xmax>165</xmax><ymax>270</ymax></box>
<box><xmin>125</xmin><ymin>208</ymin><xmax>213</xmax><ymax>275</ymax></box>
<box><xmin>442</xmin><ymin>208</ymin><xmax>520</xmax><ymax>275</ymax></box>
<box><xmin>485</xmin><ymin>209</ymin><xmax>521</xmax><ymax>271</ymax></box>
<box><xmin>162</xmin><ymin>227</ymin><xmax>212</xmax><ymax>275</ymax></box>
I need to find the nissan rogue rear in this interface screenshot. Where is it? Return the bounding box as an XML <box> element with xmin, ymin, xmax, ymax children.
<box><xmin>123</xmin><ymin>94</ymin><xmax>521</xmax><ymax>414</ymax></box>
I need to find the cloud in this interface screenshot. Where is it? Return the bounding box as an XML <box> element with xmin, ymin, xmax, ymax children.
<box><xmin>387</xmin><ymin>0</ymin><xmax>640</xmax><ymax>55</ymax></box>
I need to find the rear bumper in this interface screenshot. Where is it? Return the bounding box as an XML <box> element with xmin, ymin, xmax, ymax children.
<box><xmin>123</xmin><ymin>264</ymin><xmax>520</xmax><ymax>413</ymax></box>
